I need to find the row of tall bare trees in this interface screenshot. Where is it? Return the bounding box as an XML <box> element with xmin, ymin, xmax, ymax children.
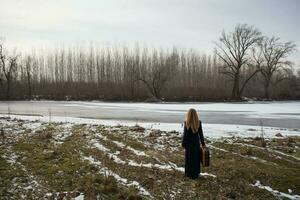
<box><xmin>0</xmin><ymin>24</ymin><xmax>299</xmax><ymax>101</ymax></box>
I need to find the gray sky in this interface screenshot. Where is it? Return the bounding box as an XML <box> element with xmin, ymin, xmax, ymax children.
<box><xmin>1</xmin><ymin>0</ymin><xmax>299</xmax><ymax>65</ymax></box>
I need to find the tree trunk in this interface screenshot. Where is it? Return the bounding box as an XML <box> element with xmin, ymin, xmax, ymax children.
<box><xmin>264</xmin><ymin>79</ymin><xmax>271</xmax><ymax>99</ymax></box>
<box><xmin>27</xmin><ymin>77</ymin><xmax>32</xmax><ymax>99</ymax></box>
<box><xmin>239</xmin><ymin>69</ymin><xmax>261</xmax><ymax>98</ymax></box>
<box><xmin>231</xmin><ymin>73</ymin><xmax>240</xmax><ymax>100</ymax></box>
<box><xmin>6</xmin><ymin>79</ymin><xmax>10</xmax><ymax>99</ymax></box>
<box><xmin>0</xmin><ymin>77</ymin><xmax>3</xmax><ymax>96</ymax></box>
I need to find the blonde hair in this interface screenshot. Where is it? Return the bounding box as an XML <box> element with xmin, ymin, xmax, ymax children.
<box><xmin>186</xmin><ymin>108</ymin><xmax>200</xmax><ymax>134</ymax></box>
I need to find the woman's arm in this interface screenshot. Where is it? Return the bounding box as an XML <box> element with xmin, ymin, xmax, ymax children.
<box><xmin>182</xmin><ymin>122</ymin><xmax>188</xmax><ymax>148</ymax></box>
<box><xmin>198</xmin><ymin>121</ymin><xmax>205</xmax><ymax>146</ymax></box>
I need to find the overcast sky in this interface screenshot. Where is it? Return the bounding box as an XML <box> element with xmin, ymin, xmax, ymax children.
<box><xmin>0</xmin><ymin>0</ymin><xmax>299</xmax><ymax>64</ymax></box>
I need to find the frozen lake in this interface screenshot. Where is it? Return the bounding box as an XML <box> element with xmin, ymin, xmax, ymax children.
<box><xmin>0</xmin><ymin>101</ymin><xmax>300</xmax><ymax>129</ymax></box>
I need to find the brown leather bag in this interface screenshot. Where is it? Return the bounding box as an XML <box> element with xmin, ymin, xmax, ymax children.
<box><xmin>200</xmin><ymin>146</ymin><xmax>210</xmax><ymax>167</ymax></box>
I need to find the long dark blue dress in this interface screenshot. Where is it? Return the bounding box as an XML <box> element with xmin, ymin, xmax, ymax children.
<box><xmin>182</xmin><ymin>120</ymin><xmax>206</xmax><ymax>179</ymax></box>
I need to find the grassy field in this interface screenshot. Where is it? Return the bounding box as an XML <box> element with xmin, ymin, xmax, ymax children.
<box><xmin>0</xmin><ymin>117</ymin><xmax>299</xmax><ymax>200</ymax></box>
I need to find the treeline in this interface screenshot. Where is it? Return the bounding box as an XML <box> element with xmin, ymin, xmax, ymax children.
<box><xmin>0</xmin><ymin>24</ymin><xmax>300</xmax><ymax>101</ymax></box>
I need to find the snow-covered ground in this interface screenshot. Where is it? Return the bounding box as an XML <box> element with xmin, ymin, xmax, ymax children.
<box><xmin>250</xmin><ymin>180</ymin><xmax>300</xmax><ymax>200</ymax></box>
<box><xmin>1</xmin><ymin>115</ymin><xmax>299</xmax><ymax>199</ymax></box>
<box><xmin>0</xmin><ymin>113</ymin><xmax>299</xmax><ymax>139</ymax></box>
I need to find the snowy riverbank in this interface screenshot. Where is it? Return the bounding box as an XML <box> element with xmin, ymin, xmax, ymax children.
<box><xmin>1</xmin><ymin>116</ymin><xmax>300</xmax><ymax>199</ymax></box>
<box><xmin>0</xmin><ymin>113</ymin><xmax>299</xmax><ymax>139</ymax></box>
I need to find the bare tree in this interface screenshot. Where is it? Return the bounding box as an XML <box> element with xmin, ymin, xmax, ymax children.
<box><xmin>0</xmin><ymin>43</ymin><xmax>18</xmax><ymax>99</ymax></box>
<box><xmin>0</xmin><ymin>42</ymin><xmax>5</xmax><ymax>96</ymax></box>
<box><xmin>0</xmin><ymin>42</ymin><xmax>18</xmax><ymax>99</ymax></box>
<box><xmin>0</xmin><ymin>62</ymin><xmax>3</xmax><ymax>94</ymax></box>
<box><xmin>215</xmin><ymin>24</ymin><xmax>263</xmax><ymax>100</ymax></box>
<box><xmin>258</xmin><ymin>37</ymin><xmax>296</xmax><ymax>99</ymax></box>
<box><xmin>137</xmin><ymin>49</ymin><xmax>177</xmax><ymax>100</ymax></box>
<box><xmin>297</xmin><ymin>69</ymin><xmax>300</xmax><ymax>96</ymax></box>
<box><xmin>24</xmin><ymin>55</ymin><xmax>34</xmax><ymax>99</ymax></box>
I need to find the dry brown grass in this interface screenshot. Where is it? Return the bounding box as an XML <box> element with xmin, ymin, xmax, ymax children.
<box><xmin>1</xmin><ymin>118</ymin><xmax>299</xmax><ymax>199</ymax></box>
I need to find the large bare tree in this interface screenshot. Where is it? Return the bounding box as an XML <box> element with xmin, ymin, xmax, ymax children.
<box><xmin>215</xmin><ymin>24</ymin><xmax>263</xmax><ymax>100</ymax></box>
<box><xmin>258</xmin><ymin>37</ymin><xmax>296</xmax><ymax>99</ymax></box>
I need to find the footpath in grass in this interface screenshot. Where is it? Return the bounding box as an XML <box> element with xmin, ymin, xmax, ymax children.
<box><xmin>0</xmin><ymin>117</ymin><xmax>299</xmax><ymax>199</ymax></box>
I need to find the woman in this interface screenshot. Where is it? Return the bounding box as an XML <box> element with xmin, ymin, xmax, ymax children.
<box><xmin>182</xmin><ymin>108</ymin><xmax>206</xmax><ymax>179</ymax></box>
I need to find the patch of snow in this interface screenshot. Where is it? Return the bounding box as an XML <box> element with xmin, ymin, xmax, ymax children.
<box><xmin>126</xmin><ymin>146</ymin><xmax>147</xmax><ymax>157</ymax></box>
<box><xmin>88</xmin><ymin>135</ymin><xmax>217</xmax><ymax>178</ymax></box>
<box><xmin>127</xmin><ymin>159</ymin><xmax>217</xmax><ymax>178</ymax></box>
<box><xmin>22</xmin><ymin>122</ymin><xmax>42</xmax><ymax>130</ymax></box>
<box><xmin>91</xmin><ymin>139</ymin><xmax>110</xmax><ymax>152</ymax></box>
<box><xmin>2</xmin><ymin>146</ymin><xmax>46</xmax><ymax>196</ymax></box>
<box><xmin>92</xmin><ymin>131</ymin><xmax>151</xmax><ymax>159</ymax></box>
<box><xmin>112</xmin><ymin>140</ymin><xmax>126</xmax><ymax>148</ymax></box>
<box><xmin>82</xmin><ymin>155</ymin><xmax>152</xmax><ymax>197</ymax></box>
<box><xmin>82</xmin><ymin>155</ymin><xmax>102</xmax><ymax>166</ymax></box>
<box><xmin>208</xmin><ymin>144</ymin><xmax>273</xmax><ymax>164</ymax></box>
<box><xmin>126</xmin><ymin>181</ymin><xmax>151</xmax><ymax>196</ymax></box>
<box><xmin>52</xmin><ymin>129</ymin><xmax>73</xmax><ymax>144</ymax></box>
<box><xmin>200</xmin><ymin>172</ymin><xmax>217</xmax><ymax>178</ymax></box>
<box><xmin>23</xmin><ymin>185</ymin><xmax>33</xmax><ymax>190</ymax></box>
<box><xmin>234</xmin><ymin>143</ymin><xmax>300</xmax><ymax>162</ymax></box>
<box><xmin>208</xmin><ymin>145</ymin><xmax>229</xmax><ymax>153</ymax></box>
<box><xmin>108</xmin><ymin>154</ymin><xmax>126</xmax><ymax>164</ymax></box>
<box><xmin>250</xmin><ymin>180</ymin><xmax>300</xmax><ymax>200</ymax></box>
<box><xmin>2</xmin><ymin>151</ymin><xmax>18</xmax><ymax>165</ymax></box>
<box><xmin>74</xmin><ymin>193</ymin><xmax>84</xmax><ymax>200</ymax></box>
